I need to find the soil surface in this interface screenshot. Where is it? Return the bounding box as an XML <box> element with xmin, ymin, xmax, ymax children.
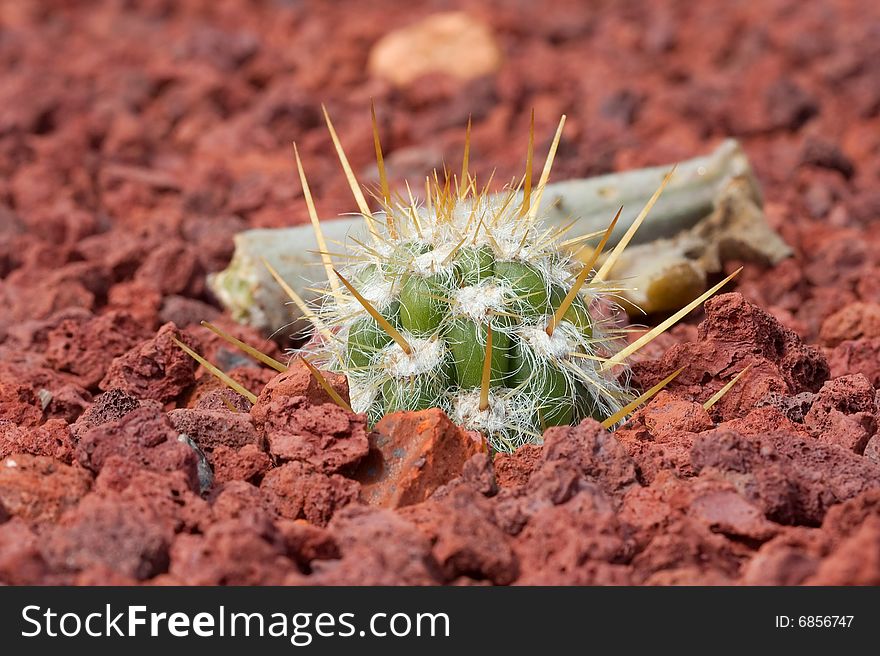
<box><xmin>2</xmin><ymin>0</ymin><xmax>880</xmax><ymax>585</ymax></box>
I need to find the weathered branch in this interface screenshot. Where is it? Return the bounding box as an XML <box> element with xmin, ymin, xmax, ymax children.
<box><xmin>208</xmin><ymin>139</ymin><xmax>789</xmax><ymax>334</ymax></box>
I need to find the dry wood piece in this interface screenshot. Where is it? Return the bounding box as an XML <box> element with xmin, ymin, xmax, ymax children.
<box><xmin>209</xmin><ymin>139</ymin><xmax>790</xmax><ymax>333</ymax></box>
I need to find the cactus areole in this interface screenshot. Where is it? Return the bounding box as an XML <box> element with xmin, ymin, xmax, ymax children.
<box><xmin>292</xmin><ymin>111</ymin><xmax>690</xmax><ymax>454</ymax></box>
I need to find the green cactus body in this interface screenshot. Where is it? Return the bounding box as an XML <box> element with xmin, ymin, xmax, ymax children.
<box><xmin>381</xmin><ymin>373</ymin><xmax>445</xmax><ymax>413</ymax></box>
<box><xmin>549</xmin><ymin>285</ymin><xmax>593</xmax><ymax>337</ymax></box>
<box><xmin>455</xmin><ymin>245</ymin><xmax>495</xmax><ymax>285</ymax></box>
<box><xmin>399</xmin><ymin>273</ymin><xmax>449</xmax><ymax>335</ymax></box>
<box><xmin>346</xmin><ymin>300</ymin><xmax>400</xmax><ymax>369</ymax></box>
<box><xmin>510</xmin><ymin>340</ymin><xmax>574</xmax><ymax>428</ymax></box>
<box><xmin>494</xmin><ymin>261</ymin><xmax>549</xmax><ymax>317</ymax></box>
<box><xmin>447</xmin><ymin>317</ymin><xmax>511</xmax><ymax>388</ymax></box>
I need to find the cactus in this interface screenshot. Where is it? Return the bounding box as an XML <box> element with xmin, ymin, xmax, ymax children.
<box><xmin>179</xmin><ymin>108</ymin><xmax>740</xmax><ymax>454</ymax></box>
<box><xmin>294</xmin><ymin>110</ymin><xmax>674</xmax><ymax>454</ymax></box>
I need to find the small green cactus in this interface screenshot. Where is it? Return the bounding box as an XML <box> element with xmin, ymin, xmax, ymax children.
<box><xmin>176</xmin><ymin>111</ymin><xmax>742</xmax><ymax>454</ymax></box>
<box><xmin>299</xmin><ymin>113</ymin><xmax>647</xmax><ymax>453</ymax></box>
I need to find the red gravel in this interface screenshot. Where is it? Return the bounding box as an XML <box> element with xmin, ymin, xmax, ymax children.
<box><xmin>1</xmin><ymin>0</ymin><xmax>880</xmax><ymax>585</ymax></box>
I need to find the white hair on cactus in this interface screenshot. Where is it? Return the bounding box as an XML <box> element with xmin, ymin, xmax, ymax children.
<box><xmin>516</xmin><ymin>323</ymin><xmax>576</xmax><ymax>360</ymax></box>
<box><xmin>349</xmin><ymin>379</ymin><xmax>380</xmax><ymax>414</ymax></box>
<box><xmin>382</xmin><ymin>334</ymin><xmax>445</xmax><ymax>377</ymax></box>
<box><xmin>451</xmin><ymin>388</ymin><xmax>540</xmax><ymax>451</ymax></box>
<box><xmin>451</xmin><ymin>282</ymin><xmax>511</xmax><ymax>321</ymax></box>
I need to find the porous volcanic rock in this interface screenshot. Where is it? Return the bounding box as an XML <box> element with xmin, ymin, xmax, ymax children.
<box><xmin>75</xmin><ymin>405</ymin><xmax>200</xmax><ymax>491</ymax></box>
<box><xmin>0</xmin><ymin>453</ymin><xmax>92</xmax><ymax>523</ymax></box>
<box><xmin>354</xmin><ymin>408</ymin><xmax>483</xmax><ymax>508</ymax></box>
<box><xmin>258</xmin><ymin>396</ymin><xmax>368</xmax><ymax>473</ymax></box>
<box><xmin>99</xmin><ymin>323</ymin><xmax>200</xmax><ymax>403</ymax></box>
<box><xmin>260</xmin><ymin>460</ymin><xmax>361</xmax><ymax>526</ymax></box>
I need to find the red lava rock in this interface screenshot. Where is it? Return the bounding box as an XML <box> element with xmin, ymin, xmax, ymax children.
<box><xmin>740</xmin><ymin>528</ymin><xmax>825</xmax><ymax>586</ymax></box>
<box><xmin>712</xmin><ymin>369</ymin><xmax>792</xmax><ymax>423</ymax></box>
<box><xmin>209</xmin><ymin>480</ymin><xmax>267</xmax><ymax>523</ymax></box>
<box><xmin>169</xmin><ymin>518</ymin><xmax>301</xmax><ymax>585</ymax></box>
<box><xmin>765</xmin><ymin>78</ymin><xmax>819</xmax><ymax>132</ymax></box>
<box><xmin>70</xmin><ymin>388</ymin><xmax>142</xmax><ymax>440</ymax></box>
<box><xmin>99</xmin><ymin>322</ymin><xmax>200</xmax><ymax>403</ymax></box>
<box><xmin>540</xmin><ymin>419</ymin><xmax>639</xmax><ymax>497</ymax></box>
<box><xmin>819</xmin><ymin>301</ymin><xmax>880</xmax><ymax>347</ymax></box>
<box><xmin>210</xmin><ymin>444</ymin><xmax>271</xmax><ymax>484</ymax></box>
<box><xmin>159</xmin><ymin>295</ymin><xmax>220</xmax><ymax>328</ymax></box>
<box><xmin>94</xmin><ymin>466</ymin><xmax>209</xmax><ymax>534</ymax></box>
<box><xmin>0</xmin><ymin>519</ymin><xmax>51</xmax><ymax>585</ymax></box>
<box><xmin>353</xmin><ymin>408</ymin><xmax>483</xmax><ymax>509</ymax></box>
<box><xmin>804</xmin><ymin>374</ymin><xmax>876</xmax><ymax>453</ymax></box>
<box><xmin>801</xmin><ymin>233</ymin><xmax>867</xmax><ymax>290</ymax></box>
<box><xmin>455</xmin><ymin>452</ymin><xmax>498</xmax><ymax>498</ymax></box>
<box><xmin>613</xmin><ymin>394</ymin><xmax>716</xmax><ymax>484</ymax></box>
<box><xmin>188</xmin><ymin>365</ymin><xmax>275</xmax><ymax>408</ymax></box>
<box><xmin>632</xmin><ymin>294</ymin><xmax>830</xmax><ymax>420</ymax></box>
<box><xmin>630</xmin><ymin>512</ymin><xmax>748</xmax><ymax>585</ymax></box>
<box><xmin>4</xmin><ymin>264</ymin><xmax>103</xmax><ymax>327</ymax></box>
<box><xmin>690</xmin><ymin>431</ymin><xmax>797</xmax><ymax>523</ymax></box>
<box><xmin>723</xmin><ymin>406</ymin><xmax>809</xmax><ymax>439</ymax></box>
<box><xmin>5</xmin><ymin>307</ymin><xmax>94</xmax><ymax>353</ymax></box>
<box><xmin>260</xmin><ymin>460</ymin><xmax>360</xmax><ymax>526</ymax></box>
<box><xmin>492</xmin><ymin>427</ymin><xmax>630</xmax><ymax>538</ymax></box>
<box><xmin>807</xmin><ymin>516</ymin><xmax>880</xmax><ymax>585</ymax></box>
<box><xmin>168</xmin><ymin>407</ymin><xmax>261</xmax><ymax>452</ymax></box>
<box><xmin>260</xmin><ymin>396</ymin><xmax>368</xmax><ymax>473</ymax></box>
<box><xmin>755</xmin><ymin>390</ymin><xmax>815</xmax><ymax>424</ymax></box>
<box><xmin>181</xmin><ymin>215</ymin><xmax>248</xmax><ymax>273</ymax></box>
<box><xmin>514</xmin><ymin>490</ymin><xmax>632</xmax><ymax>585</ymax></box>
<box><xmin>0</xmin><ymin>381</ymin><xmax>44</xmax><ymax>427</ymax></box>
<box><xmin>42</xmin><ymin>494</ymin><xmax>172</xmax><ymax>580</ymax></box>
<box><xmin>0</xmin><ymin>453</ymin><xmax>92</xmax><ymax>523</ymax></box>
<box><xmin>106</xmin><ymin>281</ymin><xmax>163</xmax><ymax>327</ymax></box>
<box><xmin>0</xmin><ymin>418</ymin><xmax>75</xmax><ymax>463</ymax></box>
<box><xmin>74</xmin><ymin>565</ymin><xmax>139</xmax><ymax>586</ymax></box>
<box><xmin>400</xmin><ymin>486</ymin><xmax>517</xmax><ymax>584</ymax></box>
<box><xmin>134</xmin><ymin>241</ymin><xmax>204</xmax><ymax>297</ymax></box>
<box><xmin>190</xmin><ymin>318</ymin><xmax>284</xmax><ymax>370</ymax></box>
<box><xmin>801</xmin><ymin>137</ymin><xmax>855</xmax><ymax>179</ymax></box>
<box><xmin>42</xmin><ymin>383</ymin><xmax>91</xmax><ymax>424</ymax></box>
<box><xmin>193</xmin><ymin>388</ymin><xmax>252</xmax><ymax>412</ymax></box>
<box><xmin>691</xmin><ymin>428</ymin><xmax>880</xmax><ymax>526</ymax></box>
<box><xmin>73</xmin><ymin>230</ymin><xmax>154</xmax><ymax>283</ymax></box>
<box><xmin>4</xmin><ymin>0</ymin><xmax>880</xmax><ymax>587</ymax></box>
<box><xmin>820</xmin><ymin>488</ymin><xmax>880</xmax><ymax>540</ymax></box>
<box><xmin>620</xmin><ymin>472</ymin><xmax>780</xmax><ymax>583</ymax></box>
<box><xmin>311</xmin><ymin>505</ymin><xmax>442</xmax><ymax>585</ymax></box>
<box><xmin>640</xmin><ymin>391</ymin><xmax>714</xmax><ymax>440</ymax></box>
<box><xmin>493</xmin><ymin>443</ymin><xmax>542</xmax><ymax>488</ymax></box>
<box><xmin>75</xmin><ymin>405</ymin><xmax>200</xmax><ymax>491</ymax></box>
<box><xmin>250</xmin><ymin>359</ymin><xmax>350</xmax><ymax>426</ymax></box>
<box><xmin>275</xmin><ymin>519</ymin><xmax>340</xmax><ymax>569</ymax></box>
<box><xmin>44</xmin><ymin>310</ymin><xmax>150</xmax><ymax>389</ymax></box>
<box><xmin>618</xmin><ymin>473</ymin><xmax>681</xmax><ymax>534</ymax></box>
<box><xmin>688</xmin><ymin>488</ymin><xmax>780</xmax><ymax>543</ymax></box>
<box><xmin>865</xmin><ymin>434</ymin><xmax>880</xmax><ymax>465</ymax></box>
<box><xmin>827</xmin><ymin>337</ymin><xmax>880</xmax><ymax>386</ymax></box>
<box><xmin>615</xmin><ymin>427</ymin><xmax>696</xmax><ymax>484</ymax></box>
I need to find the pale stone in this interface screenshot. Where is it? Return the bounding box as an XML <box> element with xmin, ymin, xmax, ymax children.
<box><xmin>368</xmin><ymin>12</ymin><xmax>502</xmax><ymax>87</ymax></box>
